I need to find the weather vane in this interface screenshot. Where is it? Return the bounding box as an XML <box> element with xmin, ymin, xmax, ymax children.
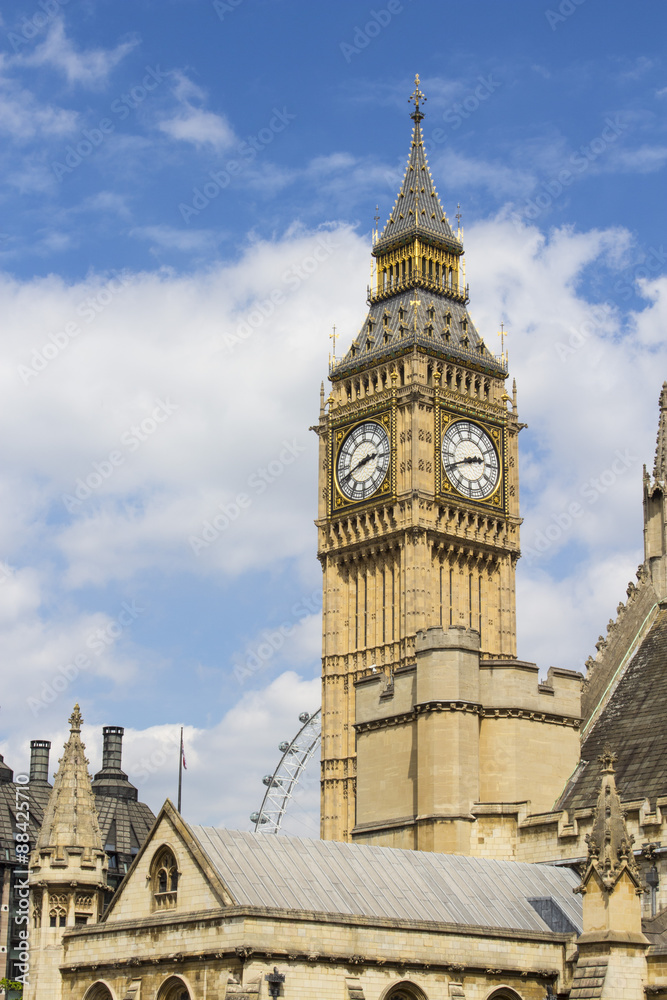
<box><xmin>498</xmin><ymin>322</ymin><xmax>508</xmax><ymax>361</ymax></box>
<box><xmin>408</xmin><ymin>74</ymin><xmax>426</xmax><ymax>122</ymax></box>
<box><xmin>330</xmin><ymin>324</ymin><xmax>339</xmax><ymax>359</ymax></box>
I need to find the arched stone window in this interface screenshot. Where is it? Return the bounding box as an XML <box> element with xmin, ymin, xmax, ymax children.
<box><xmin>157</xmin><ymin>975</ymin><xmax>192</xmax><ymax>1000</ymax></box>
<box><xmin>150</xmin><ymin>846</ymin><xmax>179</xmax><ymax>910</ymax></box>
<box><xmin>486</xmin><ymin>989</ymin><xmax>523</xmax><ymax>1000</ymax></box>
<box><xmin>83</xmin><ymin>983</ymin><xmax>116</xmax><ymax>1000</ymax></box>
<box><xmin>382</xmin><ymin>981</ymin><xmax>429</xmax><ymax>1000</ymax></box>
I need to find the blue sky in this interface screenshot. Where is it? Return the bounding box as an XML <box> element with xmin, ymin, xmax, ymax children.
<box><xmin>0</xmin><ymin>0</ymin><xmax>666</xmax><ymax>833</ymax></box>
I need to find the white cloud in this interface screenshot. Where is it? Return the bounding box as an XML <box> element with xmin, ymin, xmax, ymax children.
<box><xmin>0</xmin><ymin>77</ymin><xmax>77</xmax><ymax>141</ymax></box>
<box><xmin>608</xmin><ymin>145</ymin><xmax>667</xmax><ymax>173</ymax></box>
<box><xmin>129</xmin><ymin>225</ymin><xmax>225</xmax><ymax>253</ymax></box>
<box><xmin>158</xmin><ymin>71</ymin><xmax>235</xmax><ymax>151</ymax></box>
<box><xmin>17</xmin><ymin>21</ymin><xmax>138</xmax><ymax>87</ymax></box>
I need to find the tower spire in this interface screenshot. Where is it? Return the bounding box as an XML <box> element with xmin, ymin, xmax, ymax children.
<box><xmin>35</xmin><ymin>703</ymin><xmax>104</xmax><ymax>854</ymax></box>
<box><xmin>29</xmin><ymin>705</ymin><xmax>108</xmax><ymax>999</ymax></box>
<box><xmin>653</xmin><ymin>381</ymin><xmax>667</xmax><ymax>481</ymax></box>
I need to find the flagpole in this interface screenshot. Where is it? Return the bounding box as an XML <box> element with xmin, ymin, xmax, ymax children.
<box><xmin>178</xmin><ymin>726</ymin><xmax>183</xmax><ymax>813</ymax></box>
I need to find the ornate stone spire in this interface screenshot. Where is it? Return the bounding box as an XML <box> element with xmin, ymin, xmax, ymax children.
<box><xmin>578</xmin><ymin>746</ymin><xmax>643</xmax><ymax>894</ymax></box>
<box><xmin>375</xmin><ymin>74</ymin><xmax>460</xmax><ymax>254</ymax></box>
<box><xmin>652</xmin><ymin>381</ymin><xmax>667</xmax><ymax>481</ymax></box>
<box><xmin>35</xmin><ymin>703</ymin><xmax>104</xmax><ymax>854</ymax></box>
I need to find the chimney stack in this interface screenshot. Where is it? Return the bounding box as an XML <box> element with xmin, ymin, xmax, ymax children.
<box><xmin>101</xmin><ymin>726</ymin><xmax>124</xmax><ymax>771</ymax></box>
<box><xmin>29</xmin><ymin>740</ymin><xmax>52</xmax><ymax>785</ymax></box>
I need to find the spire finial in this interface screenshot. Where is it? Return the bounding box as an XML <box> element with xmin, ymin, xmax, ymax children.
<box><xmin>409</xmin><ymin>74</ymin><xmax>426</xmax><ymax>123</ymax></box>
<box><xmin>69</xmin><ymin>703</ymin><xmax>83</xmax><ymax>733</ymax></box>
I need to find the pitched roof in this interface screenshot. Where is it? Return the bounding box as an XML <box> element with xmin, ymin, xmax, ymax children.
<box><xmin>558</xmin><ymin>605</ymin><xmax>667</xmax><ymax>813</ymax></box>
<box><xmin>334</xmin><ymin>288</ymin><xmax>505</xmax><ymax>379</ymax></box>
<box><xmin>192</xmin><ymin>825</ymin><xmax>582</xmax><ymax>935</ymax></box>
<box><xmin>375</xmin><ymin>118</ymin><xmax>462</xmax><ymax>255</ymax></box>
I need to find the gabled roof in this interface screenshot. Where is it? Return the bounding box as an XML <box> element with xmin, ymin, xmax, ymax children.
<box><xmin>192</xmin><ymin>825</ymin><xmax>582</xmax><ymax>935</ymax></box>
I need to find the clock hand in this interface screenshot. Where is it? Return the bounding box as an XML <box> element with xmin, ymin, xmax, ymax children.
<box><xmin>343</xmin><ymin>451</ymin><xmax>377</xmax><ymax>481</ymax></box>
<box><xmin>445</xmin><ymin>456</ymin><xmax>484</xmax><ymax>470</ymax></box>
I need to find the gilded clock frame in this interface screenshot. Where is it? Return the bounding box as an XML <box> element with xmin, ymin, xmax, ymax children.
<box><xmin>329</xmin><ymin>407</ymin><xmax>395</xmax><ymax>516</ymax></box>
<box><xmin>435</xmin><ymin>404</ymin><xmax>506</xmax><ymax>513</ymax></box>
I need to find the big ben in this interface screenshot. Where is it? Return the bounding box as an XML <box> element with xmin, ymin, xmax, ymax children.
<box><xmin>315</xmin><ymin>78</ymin><xmax>522</xmax><ymax>843</ymax></box>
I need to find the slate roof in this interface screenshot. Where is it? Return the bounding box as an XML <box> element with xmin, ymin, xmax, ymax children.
<box><xmin>375</xmin><ymin>119</ymin><xmax>461</xmax><ymax>255</ymax></box>
<box><xmin>192</xmin><ymin>826</ymin><xmax>582</xmax><ymax>936</ymax></box>
<box><xmin>558</xmin><ymin>605</ymin><xmax>667</xmax><ymax>814</ymax></box>
<box><xmin>334</xmin><ymin>288</ymin><xmax>505</xmax><ymax>380</ymax></box>
<box><xmin>0</xmin><ymin>763</ymin><xmax>51</xmax><ymax>857</ymax></box>
<box><xmin>95</xmin><ymin>794</ymin><xmax>155</xmax><ymax>857</ymax></box>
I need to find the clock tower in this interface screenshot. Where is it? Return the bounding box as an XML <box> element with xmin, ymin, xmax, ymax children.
<box><xmin>315</xmin><ymin>78</ymin><xmax>522</xmax><ymax>844</ymax></box>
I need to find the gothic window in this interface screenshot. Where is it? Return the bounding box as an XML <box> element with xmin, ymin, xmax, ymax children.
<box><xmin>49</xmin><ymin>906</ymin><xmax>66</xmax><ymax>927</ymax></box>
<box><xmin>151</xmin><ymin>847</ymin><xmax>179</xmax><ymax>910</ymax></box>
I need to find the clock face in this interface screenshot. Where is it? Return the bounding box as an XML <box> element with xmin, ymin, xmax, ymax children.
<box><xmin>336</xmin><ymin>421</ymin><xmax>390</xmax><ymax>501</ymax></box>
<box><xmin>442</xmin><ymin>420</ymin><xmax>499</xmax><ymax>500</ymax></box>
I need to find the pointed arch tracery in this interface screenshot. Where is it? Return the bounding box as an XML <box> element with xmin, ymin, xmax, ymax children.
<box><xmin>149</xmin><ymin>844</ymin><xmax>180</xmax><ymax>910</ymax></box>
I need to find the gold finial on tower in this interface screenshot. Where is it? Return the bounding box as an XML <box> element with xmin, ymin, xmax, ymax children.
<box><xmin>373</xmin><ymin>204</ymin><xmax>380</xmax><ymax>246</ymax></box>
<box><xmin>456</xmin><ymin>202</ymin><xmax>463</xmax><ymax>240</ymax></box>
<box><xmin>408</xmin><ymin>74</ymin><xmax>426</xmax><ymax>123</ymax></box>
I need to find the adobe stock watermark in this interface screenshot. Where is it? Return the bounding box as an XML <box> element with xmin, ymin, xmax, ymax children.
<box><xmin>51</xmin><ymin>66</ymin><xmax>169</xmax><ymax>181</ymax></box>
<box><xmin>62</xmin><ymin>398</ymin><xmax>179</xmax><ymax>512</ymax></box>
<box><xmin>524</xmin><ymin>449</ymin><xmax>638</xmax><ymax>564</ymax></box>
<box><xmin>222</xmin><ymin>233</ymin><xmax>339</xmax><ymax>353</ymax></box>
<box><xmin>17</xmin><ymin>272</ymin><xmax>131</xmax><ymax>385</ymax></box>
<box><xmin>339</xmin><ymin>0</ymin><xmax>411</xmax><ymax>63</ymax></box>
<box><xmin>233</xmin><ymin>589</ymin><xmax>321</xmax><ymax>684</ymax></box>
<box><xmin>554</xmin><ymin>302</ymin><xmax>613</xmax><ymax>362</ymax></box>
<box><xmin>27</xmin><ymin>600</ymin><xmax>145</xmax><ymax>716</ymax></box>
<box><xmin>545</xmin><ymin>0</ymin><xmax>587</xmax><ymax>31</ymax></box>
<box><xmin>442</xmin><ymin>75</ymin><xmax>502</xmax><ymax>130</ymax></box>
<box><xmin>179</xmin><ymin>107</ymin><xmax>295</xmax><ymax>223</ymax></box>
<box><xmin>512</xmin><ymin>116</ymin><xmax>627</xmax><ymax>229</ymax></box>
<box><xmin>6</xmin><ymin>0</ymin><xmax>72</xmax><ymax>53</ymax></box>
<box><xmin>131</xmin><ymin>730</ymin><xmax>182</xmax><ymax>785</ymax></box>
<box><xmin>189</xmin><ymin>439</ymin><xmax>306</xmax><ymax>555</ymax></box>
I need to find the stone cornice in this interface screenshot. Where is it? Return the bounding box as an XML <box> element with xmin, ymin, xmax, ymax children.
<box><xmin>355</xmin><ymin>702</ymin><xmax>581</xmax><ymax>733</ymax></box>
<box><xmin>59</xmin><ymin>905</ymin><xmax>568</xmax><ymax>975</ymax></box>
